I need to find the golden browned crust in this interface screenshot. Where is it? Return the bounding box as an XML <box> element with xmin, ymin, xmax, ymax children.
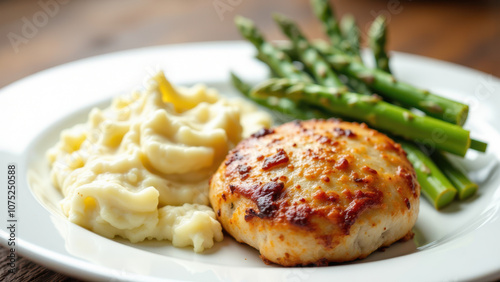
<box><xmin>209</xmin><ymin>119</ymin><xmax>420</xmax><ymax>266</ymax></box>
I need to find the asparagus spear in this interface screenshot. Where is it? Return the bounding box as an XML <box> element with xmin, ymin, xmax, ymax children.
<box><xmin>365</xmin><ymin>17</ymin><xmax>467</xmax><ymax>206</ymax></box>
<box><xmin>279</xmin><ymin>40</ymin><xmax>372</xmax><ymax>95</ymax></box>
<box><xmin>399</xmin><ymin>140</ymin><xmax>457</xmax><ymax>209</ymax></box>
<box><xmin>275</xmin><ymin>15</ymin><xmax>468</xmax><ymax>125</ymax></box>
<box><xmin>310</xmin><ymin>0</ymin><xmax>363</xmax><ymax>61</ymax></box>
<box><xmin>470</xmin><ymin>138</ymin><xmax>488</xmax><ymax>152</ymax></box>
<box><xmin>431</xmin><ymin>151</ymin><xmax>478</xmax><ymax>200</ymax></box>
<box><xmin>340</xmin><ymin>14</ymin><xmax>362</xmax><ymax>62</ymax></box>
<box><xmin>251</xmin><ymin>78</ymin><xmax>471</xmax><ymax>156</ymax></box>
<box><xmin>230</xmin><ymin>72</ymin><xmax>329</xmax><ymax>121</ymax></box>
<box><xmin>230</xmin><ymin>71</ymin><xmax>252</xmax><ymax>95</ymax></box>
<box><xmin>322</xmin><ymin>52</ymin><xmax>469</xmax><ymax>125</ymax></box>
<box><xmin>369</xmin><ymin>15</ymin><xmax>391</xmax><ymax>73</ymax></box>
<box><xmin>364</xmin><ymin>15</ymin><xmax>487</xmax><ymax>152</ymax></box>
<box><xmin>310</xmin><ymin>0</ymin><xmax>343</xmax><ymax>47</ymax></box>
<box><xmin>234</xmin><ymin>16</ymin><xmax>313</xmax><ymax>83</ymax></box>
<box><xmin>273</xmin><ymin>13</ymin><xmax>345</xmax><ymax>89</ymax></box>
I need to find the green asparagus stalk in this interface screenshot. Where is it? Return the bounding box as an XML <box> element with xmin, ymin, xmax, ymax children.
<box><xmin>251</xmin><ymin>78</ymin><xmax>471</xmax><ymax>156</ymax></box>
<box><xmin>254</xmin><ymin>53</ymin><xmax>280</xmax><ymax>78</ymax></box>
<box><xmin>230</xmin><ymin>72</ymin><xmax>329</xmax><ymax>121</ymax></box>
<box><xmin>343</xmin><ymin>75</ymin><xmax>373</xmax><ymax>95</ymax></box>
<box><xmin>340</xmin><ymin>14</ymin><xmax>362</xmax><ymax>62</ymax></box>
<box><xmin>273</xmin><ymin>13</ymin><xmax>345</xmax><ymax>89</ymax></box>
<box><xmin>310</xmin><ymin>0</ymin><xmax>361</xmax><ymax>61</ymax></box>
<box><xmin>234</xmin><ymin>15</ymin><xmax>340</xmax><ymax>120</ymax></box>
<box><xmin>365</xmin><ymin>20</ymin><xmax>462</xmax><ymax>207</ymax></box>
<box><xmin>470</xmin><ymin>138</ymin><xmax>488</xmax><ymax>152</ymax></box>
<box><xmin>235</xmin><ymin>16</ymin><xmax>313</xmax><ymax>83</ymax></box>
<box><xmin>274</xmin><ymin>14</ymin><xmax>468</xmax><ymax>125</ymax></box>
<box><xmin>366</xmin><ymin>15</ymin><xmax>487</xmax><ymax>154</ymax></box>
<box><xmin>310</xmin><ymin>0</ymin><xmax>343</xmax><ymax>48</ymax></box>
<box><xmin>399</xmin><ymin>140</ymin><xmax>457</xmax><ymax>209</ymax></box>
<box><xmin>431</xmin><ymin>151</ymin><xmax>478</xmax><ymax>200</ymax></box>
<box><xmin>280</xmin><ymin>40</ymin><xmax>372</xmax><ymax>95</ymax></box>
<box><xmin>230</xmin><ymin>71</ymin><xmax>252</xmax><ymax>95</ymax></box>
<box><xmin>369</xmin><ymin>15</ymin><xmax>391</xmax><ymax>73</ymax></box>
<box><xmin>322</xmin><ymin>52</ymin><xmax>469</xmax><ymax>125</ymax></box>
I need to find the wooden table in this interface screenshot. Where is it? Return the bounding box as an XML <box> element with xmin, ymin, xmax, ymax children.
<box><xmin>0</xmin><ymin>0</ymin><xmax>499</xmax><ymax>280</ymax></box>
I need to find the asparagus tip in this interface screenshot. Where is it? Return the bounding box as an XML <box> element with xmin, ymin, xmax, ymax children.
<box><xmin>340</xmin><ymin>14</ymin><xmax>356</xmax><ymax>25</ymax></box>
<box><xmin>272</xmin><ymin>13</ymin><xmax>289</xmax><ymax>24</ymax></box>
<box><xmin>229</xmin><ymin>71</ymin><xmax>252</xmax><ymax>97</ymax></box>
<box><xmin>234</xmin><ymin>15</ymin><xmax>249</xmax><ymax>25</ymax></box>
<box><xmin>310</xmin><ymin>0</ymin><xmax>331</xmax><ymax>17</ymax></box>
<box><xmin>370</xmin><ymin>15</ymin><xmax>387</xmax><ymax>33</ymax></box>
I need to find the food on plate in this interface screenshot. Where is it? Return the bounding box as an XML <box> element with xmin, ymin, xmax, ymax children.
<box><xmin>309</xmin><ymin>0</ymin><xmax>468</xmax><ymax>126</ymax></box>
<box><xmin>311</xmin><ymin>0</ymin><xmax>361</xmax><ymax>65</ymax></box>
<box><xmin>230</xmin><ymin>72</ymin><xmax>330</xmax><ymax>122</ymax></box>
<box><xmin>210</xmin><ymin>119</ymin><xmax>420</xmax><ymax>266</ymax></box>
<box><xmin>251</xmin><ymin>78</ymin><xmax>470</xmax><ymax>157</ymax></box>
<box><xmin>398</xmin><ymin>141</ymin><xmax>456</xmax><ymax>209</ymax></box>
<box><xmin>368</xmin><ymin>15</ymin><xmax>391</xmax><ymax>73</ymax></box>
<box><xmin>429</xmin><ymin>151</ymin><xmax>478</xmax><ymax>201</ymax></box>
<box><xmin>46</xmin><ymin>71</ymin><xmax>272</xmax><ymax>252</ymax></box>
<box><xmin>273</xmin><ymin>13</ymin><xmax>345</xmax><ymax>90</ymax></box>
<box><xmin>232</xmin><ymin>0</ymin><xmax>485</xmax><ymax>209</ymax></box>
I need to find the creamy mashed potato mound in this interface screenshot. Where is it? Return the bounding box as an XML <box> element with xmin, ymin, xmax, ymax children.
<box><xmin>47</xmin><ymin>71</ymin><xmax>271</xmax><ymax>252</ymax></box>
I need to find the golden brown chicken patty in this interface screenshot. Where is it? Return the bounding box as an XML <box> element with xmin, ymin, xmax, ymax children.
<box><xmin>209</xmin><ymin>119</ymin><xmax>419</xmax><ymax>266</ymax></box>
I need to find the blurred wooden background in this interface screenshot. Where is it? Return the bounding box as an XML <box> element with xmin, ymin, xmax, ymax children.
<box><xmin>0</xmin><ymin>0</ymin><xmax>499</xmax><ymax>280</ymax></box>
<box><xmin>1</xmin><ymin>0</ymin><xmax>499</xmax><ymax>89</ymax></box>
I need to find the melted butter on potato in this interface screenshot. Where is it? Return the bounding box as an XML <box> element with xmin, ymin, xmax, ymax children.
<box><xmin>47</xmin><ymin>71</ymin><xmax>271</xmax><ymax>252</ymax></box>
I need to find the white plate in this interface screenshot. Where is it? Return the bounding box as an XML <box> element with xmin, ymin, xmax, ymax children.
<box><xmin>1</xmin><ymin>41</ymin><xmax>500</xmax><ymax>281</ymax></box>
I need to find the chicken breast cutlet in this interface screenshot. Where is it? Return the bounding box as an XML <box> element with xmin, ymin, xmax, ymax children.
<box><xmin>209</xmin><ymin>119</ymin><xmax>419</xmax><ymax>266</ymax></box>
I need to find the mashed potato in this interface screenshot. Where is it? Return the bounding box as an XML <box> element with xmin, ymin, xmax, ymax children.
<box><xmin>47</xmin><ymin>71</ymin><xmax>271</xmax><ymax>252</ymax></box>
